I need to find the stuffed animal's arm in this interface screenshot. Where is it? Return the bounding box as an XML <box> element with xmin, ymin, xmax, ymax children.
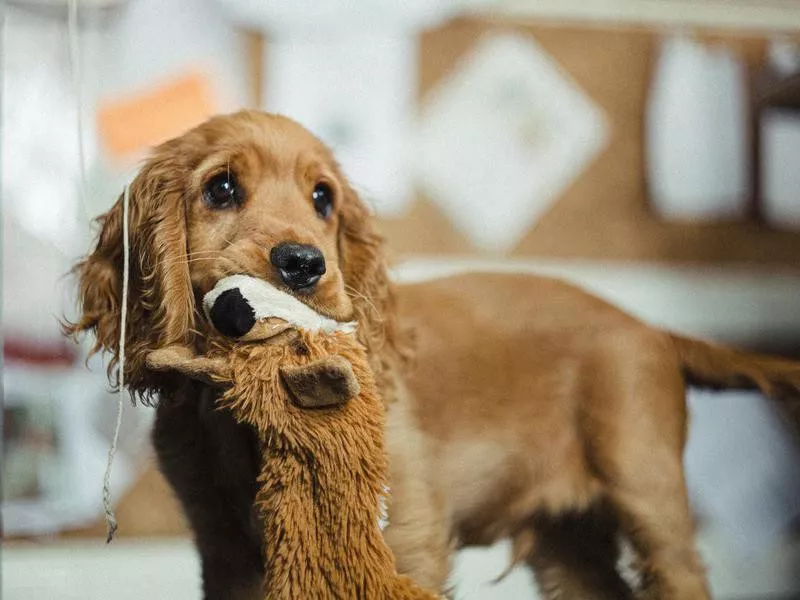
<box><xmin>147</xmin><ymin>344</ymin><xmax>359</xmax><ymax>409</ymax></box>
<box><xmin>146</xmin><ymin>345</ymin><xmax>231</xmax><ymax>386</ymax></box>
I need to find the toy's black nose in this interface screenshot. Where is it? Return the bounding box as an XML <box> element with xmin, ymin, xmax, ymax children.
<box><xmin>270</xmin><ymin>242</ymin><xmax>326</xmax><ymax>291</ymax></box>
<box><xmin>209</xmin><ymin>288</ymin><xmax>255</xmax><ymax>338</ymax></box>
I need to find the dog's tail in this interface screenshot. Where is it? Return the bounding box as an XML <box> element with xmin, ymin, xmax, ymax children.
<box><xmin>671</xmin><ymin>333</ymin><xmax>800</xmax><ymax>402</ymax></box>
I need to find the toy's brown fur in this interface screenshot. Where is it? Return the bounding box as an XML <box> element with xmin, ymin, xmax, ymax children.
<box><xmin>150</xmin><ymin>329</ymin><xmax>440</xmax><ymax>600</ymax></box>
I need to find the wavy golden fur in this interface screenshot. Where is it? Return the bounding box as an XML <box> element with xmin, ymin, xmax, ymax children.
<box><xmin>65</xmin><ymin>138</ymin><xmax>195</xmax><ymax>401</ymax></box>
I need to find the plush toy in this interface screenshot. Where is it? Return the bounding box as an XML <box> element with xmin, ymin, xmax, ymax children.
<box><xmin>147</xmin><ymin>275</ymin><xmax>442</xmax><ymax>600</ymax></box>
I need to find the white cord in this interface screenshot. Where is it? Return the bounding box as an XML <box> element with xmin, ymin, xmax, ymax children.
<box><xmin>67</xmin><ymin>0</ymin><xmax>90</xmax><ymax>219</ymax></box>
<box><xmin>102</xmin><ymin>183</ymin><xmax>130</xmax><ymax>543</ymax></box>
<box><xmin>66</xmin><ymin>0</ymin><xmax>127</xmax><ymax>543</ymax></box>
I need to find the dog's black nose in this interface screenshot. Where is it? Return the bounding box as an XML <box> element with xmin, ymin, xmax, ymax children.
<box><xmin>270</xmin><ymin>242</ymin><xmax>326</xmax><ymax>291</ymax></box>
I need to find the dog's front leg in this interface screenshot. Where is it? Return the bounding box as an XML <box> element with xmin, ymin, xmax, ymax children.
<box><xmin>383</xmin><ymin>396</ymin><xmax>452</xmax><ymax>593</ymax></box>
<box><xmin>153</xmin><ymin>380</ymin><xmax>264</xmax><ymax>600</ymax></box>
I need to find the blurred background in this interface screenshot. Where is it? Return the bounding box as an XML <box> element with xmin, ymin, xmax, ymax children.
<box><xmin>3</xmin><ymin>0</ymin><xmax>800</xmax><ymax>598</ymax></box>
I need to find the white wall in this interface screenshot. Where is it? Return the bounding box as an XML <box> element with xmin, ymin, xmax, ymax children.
<box><xmin>477</xmin><ymin>0</ymin><xmax>800</xmax><ymax>30</ymax></box>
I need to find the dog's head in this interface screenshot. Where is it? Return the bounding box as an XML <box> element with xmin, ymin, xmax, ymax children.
<box><xmin>65</xmin><ymin>111</ymin><xmax>399</xmax><ymax>402</ymax></box>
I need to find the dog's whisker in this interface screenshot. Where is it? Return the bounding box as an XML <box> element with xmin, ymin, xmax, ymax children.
<box><xmin>167</xmin><ymin>255</ymin><xmax>222</xmax><ymax>264</ymax></box>
<box><xmin>181</xmin><ymin>250</ymin><xmax>225</xmax><ymax>257</ymax></box>
<box><xmin>343</xmin><ymin>284</ymin><xmax>384</xmax><ymax>323</ymax></box>
<box><xmin>162</xmin><ymin>256</ymin><xmax>224</xmax><ymax>268</ymax></box>
<box><xmin>208</xmin><ymin>230</ymin><xmax>235</xmax><ymax>248</ymax></box>
<box><xmin>160</xmin><ymin>250</ymin><xmax>222</xmax><ymax>265</ymax></box>
<box><xmin>343</xmin><ymin>283</ymin><xmax>374</xmax><ymax>306</ymax></box>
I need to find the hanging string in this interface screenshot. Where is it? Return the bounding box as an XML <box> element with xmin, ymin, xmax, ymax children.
<box><xmin>67</xmin><ymin>0</ymin><xmax>128</xmax><ymax>543</ymax></box>
<box><xmin>102</xmin><ymin>183</ymin><xmax>131</xmax><ymax>543</ymax></box>
<box><xmin>67</xmin><ymin>0</ymin><xmax>91</xmax><ymax>219</ymax></box>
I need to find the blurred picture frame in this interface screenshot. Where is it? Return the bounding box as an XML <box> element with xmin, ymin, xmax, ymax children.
<box><xmin>2</xmin><ymin>363</ymin><xmax>140</xmax><ymax>536</ymax></box>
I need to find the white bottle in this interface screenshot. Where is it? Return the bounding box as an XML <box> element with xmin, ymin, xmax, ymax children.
<box><xmin>646</xmin><ymin>35</ymin><xmax>750</xmax><ymax>222</ymax></box>
<box><xmin>760</xmin><ymin>39</ymin><xmax>800</xmax><ymax>231</ymax></box>
<box><xmin>761</xmin><ymin>110</ymin><xmax>800</xmax><ymax>230</ymax></box>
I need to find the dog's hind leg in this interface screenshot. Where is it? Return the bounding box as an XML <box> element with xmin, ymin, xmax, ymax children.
<box><xmin>525</xmin><ymin>507</ymin><xmax>634</xmax><ymax>600</ymax></box>
<box><xmin>606</xmin><ymin>482</ymin><xmax>708</xmax><ymax>600</ymax></box>
<box><xmin>586</xmin><ymin>336</ymin><xmax>710</xmax><ymax>600</ymax></box>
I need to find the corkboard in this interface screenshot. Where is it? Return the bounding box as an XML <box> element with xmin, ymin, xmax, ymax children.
<box><xmin>377</xmin><ymin>19</ymin><xmax>800</xmax><ymax>266</ymax></box>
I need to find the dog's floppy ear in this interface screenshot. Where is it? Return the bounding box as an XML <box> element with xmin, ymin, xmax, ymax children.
<box><xmin>337</xmin><ymin>182</ymin><xmax>412</xmax><ymax>393</ymax></box>
<box><xmin>65</xmin><ymin>139</ymin><xmax>195</xmax><ymax>403</ymax></box>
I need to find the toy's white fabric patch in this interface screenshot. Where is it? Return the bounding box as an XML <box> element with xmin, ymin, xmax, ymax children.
<box><xmin>378</xmin><ymin>484</ymin><xmax>390</xmax><ymax>531</ymax></box>
<box><xmin>203</xmin><ymin>274</ymin><xmax>356</xmax><ymax>335</ymax></box>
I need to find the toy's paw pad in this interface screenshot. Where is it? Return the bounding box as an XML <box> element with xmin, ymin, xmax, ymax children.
<box><xmin>280</xmin><ymin>356</ymin><xmax>360</xmax><ymax>409</ymax></box>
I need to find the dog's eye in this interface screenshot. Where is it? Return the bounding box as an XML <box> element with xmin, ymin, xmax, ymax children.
<box><xmin>312</xmin><ymin>183</ymin><xmax>333</xmax><ymax>219</ymax></box>
<box><xmin>204</xmin><ymin>172</ymin><xmax>242</xmax><ymax>209</ymax></box>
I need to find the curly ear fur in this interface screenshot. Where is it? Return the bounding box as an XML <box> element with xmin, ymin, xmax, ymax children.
<box><xmin>64</xmin><ymin>141</ymin><xmax>195</xmax><ymax>403</ymax></box>
<box><xmin>338</xmin><ymin>184</ymin><xmax>413</xmax><ymax>398</ymax></box>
